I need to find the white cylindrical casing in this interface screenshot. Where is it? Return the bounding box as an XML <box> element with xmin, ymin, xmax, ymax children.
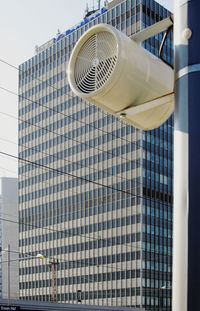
<box><xmin>68</xmin><ymin>24</ymin><xmax>174</xmax><ymax>130</ymax></box>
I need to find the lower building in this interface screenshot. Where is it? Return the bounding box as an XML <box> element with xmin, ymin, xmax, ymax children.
<box><xmin>0</xmin><ymin>177</ymin><xmax>18</xmax><ymax>300</ymax></box>
<box><xmin>0</xmin><ymin>299</ymin><xmax>144</xmax><ymax>311</ymax></box>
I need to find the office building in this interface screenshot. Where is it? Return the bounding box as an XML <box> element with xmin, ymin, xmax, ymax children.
<box><xmin>0</xmin><ymin>177</ymin><xmax>18</xmax><ymax>299</ymax></box>
<box><xmin>18</xmin><ymin>0</ymin><xmax>173</xmax><ymax>310</ymax></box>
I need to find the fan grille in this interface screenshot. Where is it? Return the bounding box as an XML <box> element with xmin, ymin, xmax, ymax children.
<box><xmin>74</xmin><ymin>31</ymin><xmax>118</xmax><ymax>94</ymax></box>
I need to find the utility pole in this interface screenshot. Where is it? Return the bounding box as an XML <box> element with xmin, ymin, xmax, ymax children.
<box><xmin>49</xmin><ymin>258</ymin><xmax>59</xmax><ymax>303</ymax></box>
<box><xmin>7</xmin><ymin>244</ymin><xmax>10</xmax><ymax>306</ymax></box>
<box><xmin>173</xmin><ymin>1</ymin><xmax>200</xmax><ymax>311</ymax></box>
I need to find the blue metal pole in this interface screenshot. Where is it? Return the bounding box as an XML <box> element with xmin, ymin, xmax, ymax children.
<box><xmin>173</xmin><ymin>0</ymin><xmax>200</xmax><ymax>310</ymax></box>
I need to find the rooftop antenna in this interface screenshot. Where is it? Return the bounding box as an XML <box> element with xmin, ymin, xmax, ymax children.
<box><xmin>104</xmin><ymin>0</ymin><xmax>108</xmax><ymax>8</ymax></box>
<box><xmin>35</xmin><ymin>45</ymin><xmax>39</xmax><ymax>54</ymax></box>
<box><xmin>85</xmin><ymin>2</ymin><xmax>89</xmax><ymax>15</ymax></box>
<box><xmin>98</xmin><ymin>0</ymin><xmax>101</xmax><ymax>10</ymax></box>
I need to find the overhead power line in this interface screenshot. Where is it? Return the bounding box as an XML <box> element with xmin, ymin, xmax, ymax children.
<box><xmin>0</xmin><ymin>83</ymin><xmax>140</xmax><ymax>163</ymax></box>
<box><xmin>0</xmin><ymin>149</ymin><xmax>173</xmax><ymax>211</ymax></box>
<box><xmin>0</xmin><ymin>85</ymin><xmax>172</xmax><ymax>188</ymax></box>
<box><xmin>0</xmin><ymin>150</ymin><xmax>139</xmax><ymax>198</ymax></box>
<box><xmin>0</xmin><ymin>118</ymin><xmax>136</xmax><ymax>188</ymax></box>
<box><xmin>0</xmin><ymin>160</ymin><xmax>173</xmax><ymax>233</ymax></box>
<box><xmin>0</xmin><ymin>215</ymin><xmax>172</xmax><ymax>260</ymax></box>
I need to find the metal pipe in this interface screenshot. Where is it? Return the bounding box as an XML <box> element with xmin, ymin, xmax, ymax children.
<box><xmin>173</xmin><ymin>0</ymin><xmax>200</xmax><ymax>310</ymax></box>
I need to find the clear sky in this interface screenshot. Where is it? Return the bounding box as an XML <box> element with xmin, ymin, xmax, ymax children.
<box><xmin>0</xmin><ymin>0</ymin><xmax>173</xmax><ymax>178</ymax></box>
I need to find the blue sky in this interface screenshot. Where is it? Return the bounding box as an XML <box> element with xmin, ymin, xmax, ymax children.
<box><xmin>0</xmin><ymin>0</ymin><xmax>173</xmax><ymax>178</ymax></box>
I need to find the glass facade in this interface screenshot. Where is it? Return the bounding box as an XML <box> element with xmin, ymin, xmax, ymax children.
<box><xmin>18</xmin><ymin>0</ymin><xmax>173</xmax><ymax>310</ymax></box>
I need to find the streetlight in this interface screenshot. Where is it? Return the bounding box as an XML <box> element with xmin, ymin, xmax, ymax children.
<box><xmin>35</xmin><ymin>253</ymin><xmax>45</xmax><ymax>260</ymax></box>
<box><xmin>1</xmin><ymin>246</ymin><xmax>45</xmax><ymax>306</ymax></box>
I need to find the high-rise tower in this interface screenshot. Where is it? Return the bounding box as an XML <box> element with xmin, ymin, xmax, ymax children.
<box><xmin>18</xmin><ymin>1</ymin><xmax>173</xmax><ymax>310</ymax></box>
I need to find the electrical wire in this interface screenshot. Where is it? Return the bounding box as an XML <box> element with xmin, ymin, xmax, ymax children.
<box><xmin>0</xmin><ymin>108</ymin><xmax>170</xmax><ymax>202</ymax></box>
<box><xmin>0</xmin><ymin>94</ymin><xmax>172</xmax><ymax>203</ymax></box>
<box><xmin>0</xmin><ymin>108</ymin><xmax>169</xmax><ymax>184</ymax></box>
<box><xmin>0</xmin><ymin>221</ymin><xmax>143</xmax><ymax>281</ymax></box>
<box><xmin>0</xmin><ymin>84</ymin><xmax>144</xmax><ymax>196</ymax></box>
<box><xmin>0</xmin><ymin>162</ymin><xmax>173</xmax><ymax>251</ymax></box>
<box><xmin>0</xmin><ymin>85</ymin><xmax>136</xmax><ymax>151</ymax></box>
<box><xmin>0</xmin><ymin>255</ymin><xmax>105</xmax><ymax>287</ymax></box>
<box><xmin>0</xmin><ymin>149</ymin><xmax>144</xmax><ymax>235</ymax></box>
<box><xmin>159</xmin><ymin>25</ymin><xmax>173</xmax><ymax>69</ymax></box>
<box><xmin>0</xmin><ymin>83</ymin><xmax>172</xmax><ymax>181</ymax></box>
<box><xmin>0</xmin><ymin>150</ymin><xmax>140</xmax><ymax>199</ymax></box>
<box><xmin>0</xmin><ymin>149</ymin><xmax>173</xmax><ymax>215</ymax></box>
<box><xmin>0</xmin><ymin>57</ymin><xmax>116</xmax><ymax>122</ymax></box>
<box><xmin>0</xmin><ymin>127</ymin><xmax>136</xmax><ymax>190</ymax></box>
<box><xmin>1</xmin><ymin>250</ymin><xmax>171</xmax><ymax>292</ymax></box>
<box><xmin>0</xmin><ymin>132</ymin><xmax>141</xmax><ymax>195</ymax></box>
<box><xmin>0</xmin><ymin>84</ymin><xmax>141</xmax><ymax>166</ymax></box>
<box><xmin>0</xmin><ymin>150</ymin><xmax>172</xmax><ymax>254</ymax></box>
<box><xmin>0</xmin><ymin>216</ymin><xmax>172</xmax><ymax>264</ymax></box>
<box><xmin>0</xmin><ymin>111</ymin><xmax>172</xmax><ymax>235</ymax></box>
<box><xmin>0</xmin><ymin>148</ymin><xmax>173</xmax><ymax>244</ymax></box>
<box><xmin>0</xmin><ymin>164</ymin><xmax>172</xmax><ymax>289</ymax></box>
